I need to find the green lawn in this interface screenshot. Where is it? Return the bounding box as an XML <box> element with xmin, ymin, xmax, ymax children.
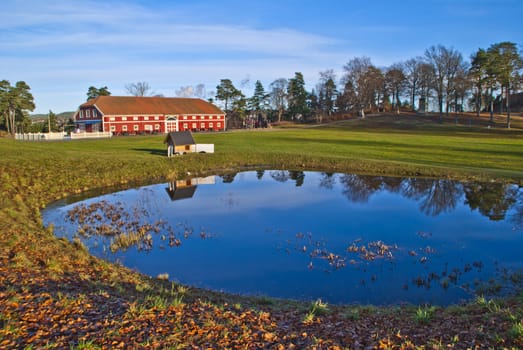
<box><xmin>1</xmin><ymin>116</ymin><xmax>523</xmax><ymax>348</ymax></box>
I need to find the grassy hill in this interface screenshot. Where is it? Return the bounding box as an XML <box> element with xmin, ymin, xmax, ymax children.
<box><xmin>1</xmin><ymin>115</ymin><xmax>523</xmax><ymax>348</ymax></box>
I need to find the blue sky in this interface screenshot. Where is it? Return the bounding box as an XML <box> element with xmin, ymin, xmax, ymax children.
<box><xmin>1</xmin><ymin>0</ymin><xmax>522</xmax><ymax>114</ymax></box>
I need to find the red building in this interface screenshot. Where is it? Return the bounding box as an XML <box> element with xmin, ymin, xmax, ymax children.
<box><xmin>74</xmin><ymin>96</ymin><xmax>225</xmax><ymax>135</ymax></box>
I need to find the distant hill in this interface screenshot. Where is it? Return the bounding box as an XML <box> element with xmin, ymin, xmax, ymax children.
<box><xmin>30</xmin><ymin>111</ymin><xmax>75</xmax><ymax>122</ymax></box>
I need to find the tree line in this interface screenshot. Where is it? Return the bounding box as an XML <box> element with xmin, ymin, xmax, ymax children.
<box><xmin>2</xmin><ymin>41</ymin><xmax>521</xmax><ymax>135</ymax></box>
<box><xmin>212</xmin><ymin>42</ymin><xmax>522</xmax><ymax>129</ymax></box>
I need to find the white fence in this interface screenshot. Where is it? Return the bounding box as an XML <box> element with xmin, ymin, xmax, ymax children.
<box><xmin>15</xmin><ymin>131</ymin><xmax>112</xmax><ymax>141</ymax></box>
<box><xmin>69</xmin><ymin>131</ymin><xmax>112</xmax><ymax>140</ymax></box>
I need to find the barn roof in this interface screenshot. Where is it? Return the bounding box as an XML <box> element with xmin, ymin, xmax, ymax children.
<box><xmin>164</xmin><ymin>131</ymin><xmax>195</xmax><ymax>145</ymax></box>
<box><xmin>80</xmin><ymin>96</ymin><xmax>224</xmax><ymax>115</ymax></box>
<box><xmin>165</xmin><ymin>185</ymin><xmax>197</xmax><ymax>201</ymax></box>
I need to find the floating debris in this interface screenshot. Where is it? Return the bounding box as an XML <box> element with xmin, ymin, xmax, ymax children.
<box><xmin>66</xmin><ymin>201</ymin><xmax>212</xmax><ymax>253</ymax></box>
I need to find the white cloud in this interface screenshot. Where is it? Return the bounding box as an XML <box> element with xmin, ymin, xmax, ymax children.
<box><xmin>1</xmin><ymin>0</ymin><xmax>355</xmax><ymax>112</ymax></box>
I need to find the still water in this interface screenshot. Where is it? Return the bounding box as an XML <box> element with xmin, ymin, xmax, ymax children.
<box><xmin>43</xmin><ymin>171</ymin><xmax>523</xmax><ymax>305</ymax></box>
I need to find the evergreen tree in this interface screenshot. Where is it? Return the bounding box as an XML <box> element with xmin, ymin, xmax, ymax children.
<box><xmin>487</xmin><ymin>42</ymin><xmax>523</xmax><ymax>128</ymax></box>
<box><xmin>215</xmin><ymin>79</ymin><xmax>244</xmax><ymax>129</ymax></box>
<box><xmin>0</xmin><ymin>80</ymin><xmax>35</xmax><ymax>135</ymax></box>
<box><xmin>248</xmin><ymin>80</ymin><xmax>269</xmax><ymax>111</ymax></box>
<box><xmin>86</xmin><ymin>86</ymin><xmax>111</xmax><ymax>101</ymax></box>
<box><xmin>287</xmin><ymin>72</ymin><xmax>309</xmax><ymax>120</ymax></box>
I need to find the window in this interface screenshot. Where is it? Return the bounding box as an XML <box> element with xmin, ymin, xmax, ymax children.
<box><xmin>183</xmin><ymin>123</ymin><xmax>188</xmax><ymax>129</ymax></box>
<box><xmin>110</xmin><ymin>125</ymin><xmax>116</xmax><ymax>131</ymax></box>
<box><xmin>183</xmin><ymin>116</ymin><xmax>187</xmax><ymax>120</ymax></box>
<box><xmin>217</xmin><ymin>122</ymin><xmax>221</xmax><ymax>128</ymax></box>
<box><xmin>86</xmin><ymin>110</ymin><xmax>91</xmax><ymax>118</ymax></box>
<box><xmin>109</xmin><ymin>117</ymin><xmax>115</xmax><ymax>121</ymax></box>
<box><xmin>144</xmin><ymin>116</ymin><xmax>149</xmax><ymax>121</ymax></box>
<box><xmin>133</xmin><ymin>117</ymin><xmax>138</xmax><ymax>121</ymax></box>
<box><xmin>209</xmin><ymin>122</ymin><xmax>213</xmax><ymax>128</ymax></box>
<box><xmin>122</xmin><ymin>125</ymin><xmax>128</xmax><ymax>131</ymax></box>
<box><xmin>192</xmin><ymin>116</ymin><xmax>196</xmax><ymax>120</ymax></box>
<box><xmin>122</xmin><ymin>116</ymin><xmax>127</xmax><ymax>121</ymax></box>
<box><xmin>192</xmin><ymin>123</ymin><xmax>196</xmax><ymax>129</ymax></box>
<box><xmin>155</xmin><ymin>116</ymin><xmax>160</xmax><ymax>120</ymax></box>
<box><xmin>134</xmin><ymin>125</ymin><xmax>139</xmax><ymax>131</ymax></box>
<box><xmin>155</xmin><ymin>124</ymin><xmax>160</xmax><ymax>130</ymax></box>
<box><xmin>200</xmin><ymin>123</ymin><xmax>205</xmax><ymax>129</ymax></box>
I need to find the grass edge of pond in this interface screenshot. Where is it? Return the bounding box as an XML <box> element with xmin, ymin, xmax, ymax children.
<box><xmin>1</xmin><ymin>120</ymin><xmax>523</xmax><ymax>347</ymax></box>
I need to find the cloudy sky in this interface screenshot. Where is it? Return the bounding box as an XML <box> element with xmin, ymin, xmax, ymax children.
<box><xmin>1</xmin><ymin>0</ymin><xmax>522</xmax><ymax>113</ymax></box>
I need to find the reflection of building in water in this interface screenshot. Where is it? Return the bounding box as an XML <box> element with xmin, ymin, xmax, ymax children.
<box><xmin>165</xmin><ymin>176</ymin><xmax>215</xmax><ymax>201</ymax></box>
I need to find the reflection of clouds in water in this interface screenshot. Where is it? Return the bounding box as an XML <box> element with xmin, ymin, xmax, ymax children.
<box><xmin>220</xmin><ymin>191</ymin><xmax>239</xmax><ymax>209</ymax></box>
<box><xmin>177</xmin><ymin>184</ymin><xmax>333</xmax><ymax>216</ymax></box>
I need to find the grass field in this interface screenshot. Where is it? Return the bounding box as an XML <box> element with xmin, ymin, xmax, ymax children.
<box><xmin>1</xmin><ymin>113</ymin><xmax>523</xmax><ymax>348</ymax></box>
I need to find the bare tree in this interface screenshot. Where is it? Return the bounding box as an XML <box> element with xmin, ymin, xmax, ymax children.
<box><xmin>404</xmin><ymin>57</ymin><xmax>424</xmax><ymax>110</ymax></box>
<box><xmin>425</xmin><ymin>45</ymin><xmax>465</xmax><ymax>120</ymax></box>
<box><xmin>193</xmin><ymin>84</ymin><xmax>207</xmax><ymax>99</ymax></box>
<box><xmin>417</xmin><ymin>62</ymin><xmax>435</xmax><ymax>113</ymax></box>
<box><xmin>175</xmin><ymin>86</ymin><xmax>194</xmax><ymax>97</ymax></box>
<box><xmin>269</xmin><ymin>78</ymin><xmax>288</xmax><ymax>123</ymax></box>
<box><xmin>450</xmin><ymin>64</ymin><xmax>471</xmax><ymax>123</ymax></box>
<box><xmin>315</xmin><ymin>69</ymin><xmax>338</xmax><ymax>122</ymax></box>
<box><xmin>341</xmin><ymin>57</ymin><xmax>384</xmax><ymax>117</ymax></box>
<box><xmin>385</xmin><ymin>63</ymin><xmax>406</xmax><ymax>114</ymax></box>
<box><xmin>125</xmin><ymin>82</ymin><xmax>152</xmax><ymax>96</ymax></box>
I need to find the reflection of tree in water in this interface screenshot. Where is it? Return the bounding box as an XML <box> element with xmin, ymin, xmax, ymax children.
<box><xmin>221</xmin><ymin>173</ymin><xmax>237</xmax><ymax>183</ymax></box>
<box><xmin>402</xmin><ymin>178</ymin><xmax>462</xmax><ymax>216</ymax></box>
<box><xmin>336</xmin><ymin>175</ymin><xmax>519</xmax><ymax>219</ymax></box>
<box><xmin>269</xmin><ymin>170</ymin><xmax>305</xmax><ymax>186</ymax></box>
<box><xmin>318</xmin><ymin>172</ymin><xmax>336</xmax><ymax>189</ymax></box>
<box><xmin>288</xmin><ymin>171</ymin><xmax>305</xmax><ymax>187</ymax></box>
<box><xmin>222</xmin><ymin>171</ymin><xmax>522</xmax><ymax>222</ymax></box>
<box><xmin>270</xmin><ymin>170</ymin><xmax>289</xmax><ymax>183</ymax></box>
<box><xmin>338</xmin><ymin>174</ymin><xmax>385</xmax><ymax>203</ymax></box>
<box><xmin>511</xmin><ymin>193</ymin><xmax>523</xmax><ymax>228</ymax></box>
<box><xmin>464</xmin><ymin>182</ymin><xmax>519</xmax><ymax>221</ymax></box>
<box><xmin>380</xmin><ymin>176</ymin><xmax>404</xmax><ymax>193</ymax></box>
<box><xmin>255</xmin><ymin>170</ymin><xmax>265</xmax><ymax>180</ymax></box>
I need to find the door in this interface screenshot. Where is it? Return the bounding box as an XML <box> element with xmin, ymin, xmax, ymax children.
<box><xmin>166</xmin><ymin>116</ymin><xmax>178</xmax><ymax>132</ymax></box>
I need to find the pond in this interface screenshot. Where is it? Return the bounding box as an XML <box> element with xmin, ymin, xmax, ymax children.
<box><xmin>42</xmin><ymin>171</ymin><xmax>523</xmax><ymax>306</ymax></box>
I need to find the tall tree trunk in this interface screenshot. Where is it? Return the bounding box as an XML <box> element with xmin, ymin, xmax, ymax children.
<box><xmin>395</xmin><ymin>90</ymin><xmax>400</xmax><ymax>114</ymax></box>
<box><xmin>411</xmin><ymin>83</ymin><xmax>416</xmax><ymax>111</ymax></box>
<box><xmin>454</xmin><ymin>95</ymin><xmax>459</xmax><ymax>125</ymax></box>
<box><xmin>499</xmin><ymin>86</ymin><xmax>504</xmax><ymax>114</ymax></box>
<box><xmin>489</xmin><ymin>88</ymin><xmax>494</xmax><ymax>124</ymax></box>
<box><xmin>475</xmin><ymin>84</ymin><xmax>481</xmax><ymax>118</ymax></box>
<box><xmin>438</xmin><ymin>95</ymin><xmax>444</xmax><ymax>123</ymax></box>
<box><xmin>8</xmin><ymin>109</ymin><xmax>15</xmax><ymax>135</ymax></box>
<box><xmin>506</xmin><ymin>86</ymin><xmax>511</xmax><ymax>129</ymax></box>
